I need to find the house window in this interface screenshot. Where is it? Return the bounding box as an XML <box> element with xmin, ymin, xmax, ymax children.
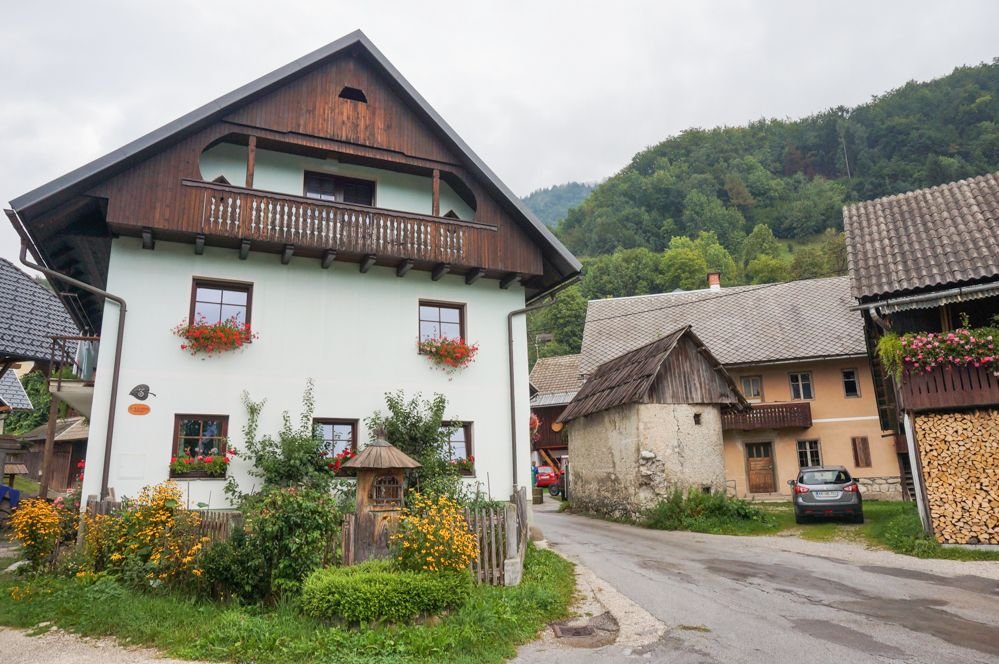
<box><xmin>797</xmin><ymin>440</ymin><xmax>821</xmax><ymax>468</ymax></box>
<box><xmin>315</xmin><ymin>419</ymin><xmax>357</xmax><ymax>456</ymax></box>
<box><xmin>338</xmin><ymin>86</ymin><xmax>367</xmax><ymax>103</ymax></box>
<box><xmin>842</xmin><ymin>369</ymin><xmax>861</xmax><ymax>398</ymax></box>
<box><xmin>789</xmin><ymin>372</ymin><xmax>814</xmax><ymax>400</ymax></box>
<box><xmin>852</xmin><ymin>436</ymin><xmax>872</xmax><ymax>468</ymax></box>
<box><xmin>304</xmin><ymin>171</ymin><xmax>375</xmax><ymax>206</ymax></box>
<box><xmin>191</xmin><ymin>279</ymin><xmax>252</xmax><ymax>326</ymax></box>
<box><xmin>419</xmin><ymin>301</ymin><xmax>465</xmax><ymax>342</ymax></box>
<box><xmin>740</xmin><ymin>376</ymin><xmax>763</xmax><ymax>402</ymax></box>
<box><xmin>174</xmin><ymin>415</ymin><xmax>228</xmax><ymax>457</ymax></box>
<box><xmin>442</xmin><ymin>422</ymin><xmax>473</xmax><ymax>475</ymax></box>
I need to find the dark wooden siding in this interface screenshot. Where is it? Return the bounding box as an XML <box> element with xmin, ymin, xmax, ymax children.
<box><xmin>650</xmin><ymin>336</ymin><xmax>744</xmax><ymax>406</ymax></box>
<box><xmin>533</xmin><ymin>405</ymin><xmax>568</xmax><ymax>449</ymax></box>
<box><xmin>84</xmin><ymin>53</ymin><xmax>543</xmax><ymax>276</ymax></box>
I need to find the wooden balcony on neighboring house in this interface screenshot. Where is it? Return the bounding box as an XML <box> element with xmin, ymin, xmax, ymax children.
<box><xmin>181</xmin><ymin>179</ymin><xmax>498</xmax><ymax>271</ymax></box>
<box><xmin>722</xmin><ymin>402</ymin><xmax>812</xmax><ymax>430</ymax></box>
<box><xmin>898</xmin><ymin>365</ymin><xmax>999</xmax><ymax>412</ymax></box>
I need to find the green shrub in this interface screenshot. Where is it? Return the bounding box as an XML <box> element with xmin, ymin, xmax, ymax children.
<box><xmin>301</xmin><ymin>561</ymin><xmax>472</xmax><ymax>624</ymax></box>
<box><xmin>644</xmin><ymin>489</ymin><xmax>775</xmax><ymax>534</ymax></box>
<box><xmin>198</xmin><ymin>528</ymin><xmax>268</xmax><ymax>603</ymax></box>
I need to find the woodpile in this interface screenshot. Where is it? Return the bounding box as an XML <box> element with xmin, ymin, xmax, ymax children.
<box><xmin>914</xmin><ymin>409</ymin><xmax>999</xmax><ymax>545</ymax></box>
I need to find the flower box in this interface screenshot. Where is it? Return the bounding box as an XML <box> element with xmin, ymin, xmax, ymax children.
<box><xmin>173</xmin><ymin>315</ymin><xmax>258</xmax><ymax>356</ymax></box>
<box><xmin>168</xmin><ymin>470</ymin><xmax>225</xmax><ymax>480</ymax></box>
<box><xmin>450</xmin><ymin>456</ymin><xmax>475</xmax><ymax>477</ymax></box>
<box><xmin>417</xmin><ymin>336</ymin><xmax>479</xmax><ymax>373</ymax></box>
<box><xmin>170</xmin><ymin>453</ymin><xmax>231</xmax><ymax>478</ymax></box>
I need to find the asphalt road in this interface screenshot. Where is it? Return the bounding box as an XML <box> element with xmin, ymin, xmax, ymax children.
<box><xmin>518</xmin><ymin>508</ymin><xmax>999</xmax><ymax>664</ymax></box>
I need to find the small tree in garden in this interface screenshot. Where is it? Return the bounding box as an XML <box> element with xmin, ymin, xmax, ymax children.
<box><xmin>365</xmin><ymin>391</ymin><xmax>464</xmax><ymax>500</ymax></box>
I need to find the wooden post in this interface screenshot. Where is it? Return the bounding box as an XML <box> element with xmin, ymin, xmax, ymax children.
<box><xmin>432</xmin><ymin>169</ymin><xmax>440</xmax><ymax>217</ymax></box>
<box><xmin>245</xmin><ymin>136</ymin><xmax>257</xmax><ymax>189</ymax></box>
<box><xmin>38</xmin><ymin>394</ymin><xmax>61</xmax><ymax>499</ymax></box>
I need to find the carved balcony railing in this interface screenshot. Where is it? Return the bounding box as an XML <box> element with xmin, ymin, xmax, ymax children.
<box><xmin>722</xmin><ymin>402</ymin><xmax>812</xmax><ymax>430</ymax></box>
<box><xmin>183</xmin><ymin>180</ymin><xmax>497</xmax><ymax>266</ymax></box>
<box><xmin>899</xmin><ymin>365</ymin><xmax>999</xmax><ymax>412</ymax></box>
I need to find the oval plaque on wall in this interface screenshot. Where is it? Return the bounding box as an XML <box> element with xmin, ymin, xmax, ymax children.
<box><xmin>551</xmin><ymin>421</ymin><xmax>564</xmax><ymax>432</ymax></box>
<box><xmin>127</xmin><ymin>403</ymin><xmax>151</xmax><ymax>416</ymax></box>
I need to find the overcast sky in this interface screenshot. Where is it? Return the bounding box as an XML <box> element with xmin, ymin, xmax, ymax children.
<box><xmin>2</xmin><ymin>0</ymin><xmax>998</xmax><ymax>268</ymax></box>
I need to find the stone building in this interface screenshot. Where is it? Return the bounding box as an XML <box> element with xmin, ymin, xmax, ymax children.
<box><xmin>558</xmin><ymin>326</ymin><xmax>746</xmax><ymax>518</ymax></box>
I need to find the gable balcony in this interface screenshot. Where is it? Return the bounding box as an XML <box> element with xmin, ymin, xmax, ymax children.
<box><xmin>722</xmin><ymin>402</ymin><xmax>812</xmax><ymax>430</ymax></box>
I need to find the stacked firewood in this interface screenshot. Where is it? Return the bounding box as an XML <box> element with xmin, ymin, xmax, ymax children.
<box><xmin>914</xmin><ymin>410</ymin><xmax>999</xmax><ymax>545</ymax></box>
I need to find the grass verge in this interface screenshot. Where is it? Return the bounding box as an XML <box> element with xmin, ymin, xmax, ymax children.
<box><xmin>643</xmin><ymin>490</ymin><xmax>783</xmax><ymax>535</ymax></box>
<box><xmin>0</xmin><ymin>543</ymin><xmax>574</xmax><ymax>663</ymax></box>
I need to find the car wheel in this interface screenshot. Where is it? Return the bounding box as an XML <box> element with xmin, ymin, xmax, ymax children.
<box><xmin>852</xmin><ymin>514</ymin><xmax>865</xmax><ymax>524</ymax></box>
<box><xmin>794</xmin><ymin>513</ymin><xmax>806</xmax><ymax>524</ymax></box>
<box><xmin>548</xmin><ymin>485</ymin><xmax>561</xmax><ymax>498</ymax></box>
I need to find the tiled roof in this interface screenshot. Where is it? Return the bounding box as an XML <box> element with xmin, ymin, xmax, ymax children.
<box><xmin>529</xmin><ymin>355</ymin><xmax>583</xmax><ymax>395</ymax></box>
<box><xmin>0</xmin><ymin>259</ymin><xmax>79</xmax><ymax>362</ymax></box>
<box><xmin>0</xmin><ymin>371</ymin><xmax>32</xmax><ymax>411</ymax></box>
<box><xmin>579</xmin><ymin>276</ymin><xmax>865</xmax><ymax>375</ymax></box>
<box><xmin>843</xmin><ymin>171</ymin><xmax>999</xmax><ymax>300</ymax></box>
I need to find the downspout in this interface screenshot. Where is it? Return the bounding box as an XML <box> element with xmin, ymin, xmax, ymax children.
<box><xmin>8</xmin><ymin>209</ymin><xmax>127</xmax><ymax>500</ymax></box>
<box><xmin>507</xmin><ymin>276</ymin><xmax>580</xmax><ymax>494</ymax></box>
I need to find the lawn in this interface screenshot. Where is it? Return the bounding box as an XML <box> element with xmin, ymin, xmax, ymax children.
<box><xmin>11</xmin><ymin>476</ymin><xmax>39</xmax><ymax>495</ymax></box>
<box><xmin>0</xmin><ymin>544</ymin><xmax>574</xmax><ymax>663</ymax></box>
<box><xmin>760</xmin><ymin>501</ymin><xmax>999</xmax><ymax>561</ymax></box>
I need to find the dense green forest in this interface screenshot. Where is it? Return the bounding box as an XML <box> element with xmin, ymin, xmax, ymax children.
<box><xmin>526</xmin><ymin>59</ymin><xmax>999</xmax><ymax>365</ymax></box>
<box><xmin>521</xmin><ymin>182</ymin><xmax>595</xmax><ymax>227</ymax></box>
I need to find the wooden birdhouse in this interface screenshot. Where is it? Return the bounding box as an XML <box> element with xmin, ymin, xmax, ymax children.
<box><xmin>341</xmin><ymin>435</ymin><xmax>421</xmax><ymax>563</ymax></box>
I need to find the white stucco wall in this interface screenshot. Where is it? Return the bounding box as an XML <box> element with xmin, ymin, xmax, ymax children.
<box><xmin>567</xmin><ymin>403</ymin><xmax>726</xmax><ymax>518</ymax></box>
<box><xmin>82</xmin><ymin>238</ymin><xmax>530</xmax><ymax>507</ymax></box>
<box><xmin>198</xmin><ymin>144</ymin><xmax>474</xmax><ymax>220</ymax></box>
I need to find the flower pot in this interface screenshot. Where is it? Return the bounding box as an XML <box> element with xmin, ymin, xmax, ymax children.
<box><xmin>169</xmin><ymin>470</ymin><xmax>225</xmax><ymax>480</ymax></box>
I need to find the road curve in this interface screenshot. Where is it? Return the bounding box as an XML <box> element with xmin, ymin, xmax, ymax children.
<box><xmin>517</xmin><ymin>508</ymin><xmax>999</xmax><ymax>664</ymax></box>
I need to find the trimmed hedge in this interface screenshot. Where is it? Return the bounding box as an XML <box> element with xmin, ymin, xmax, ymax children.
<box><xmin>301</xmin><ymin>560</ymin><xmax>473</xmax><ymax>624</ymax></box>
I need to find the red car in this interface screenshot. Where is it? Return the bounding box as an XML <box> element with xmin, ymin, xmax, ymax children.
<box><xmin>535</xmin><ymin>466</ymin><xmax>560</xmax><ymax>489</ymax></box>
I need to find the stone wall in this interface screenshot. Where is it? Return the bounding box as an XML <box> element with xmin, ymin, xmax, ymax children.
<box><xmin>856</xmin><ymin>476</ymin><xmax>903</xmax><ymax>501</ymax></box>
<box><xmin>914</xmin><ymin>409</ymin><xmax>999</xmax><ymax>545</ymax></box>
<box><xmin>567</xmin><ymin>403</ymin><xmax>725</xmax><ymax>519</ymax></box>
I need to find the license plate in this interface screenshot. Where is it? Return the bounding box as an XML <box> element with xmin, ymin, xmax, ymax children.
<box><xmin>816</xmin><ymin>491</ymin><xmax>839</xmax><ymax>498</ymax></box>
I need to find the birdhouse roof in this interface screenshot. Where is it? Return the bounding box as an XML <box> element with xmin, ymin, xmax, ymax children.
<box><xmin>341</xmin><ymin>438</ymin><xmax>422</xmax><ymax>470</ymax></box>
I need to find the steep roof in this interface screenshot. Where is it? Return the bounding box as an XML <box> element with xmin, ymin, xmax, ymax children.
<box><xmin>9</xmin><ymin>30</ymin><xmax>579</xmax><ymax>295</ymax></box>
<box><xmin>579</xmin><ymin>276</ymin><xmax>865</xmax><ymax>375</ymax></box>
<box><xmin>0</xmin><ymin>258</ymin><xmax>79</xmax><ymax>363</ymax></box>
<box><xmin>559</xmin><ymin>326</ymin><xmax>744</xmax><ymax>423</ymax></box>
<box><xmin>0</xmin><ymin>371</ymin><xmax>32</xmax><ymax>412</ymax></box>
<box><xmin>844</xmin><ymin>171</ymin><xmax>999</xmax><ymax>300</ymax></box>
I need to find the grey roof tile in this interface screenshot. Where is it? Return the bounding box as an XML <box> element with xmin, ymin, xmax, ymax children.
<box><xmin>844</xmin><ymin>171</ymin><xmax>999</xmax><ymax>299</ymax></box>
<box><xmin>0</xmin><ymin>258</ymin><xmax>79</xmax><ymax>362</ymax></box>
<box><xmin>579</xmin><ymin>276</ymin><xmax>865</xmax><ymax>375</ymax></box>
<box><xmin>0</xmin><ymin>371</ymin><xmax>32</xmax><ymax>411</ymax></box>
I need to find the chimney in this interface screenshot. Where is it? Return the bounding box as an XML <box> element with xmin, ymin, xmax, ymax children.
<box><xmin>707</xmin><ymin>272</ymin><xmax>721</xmax><ymax>291</ymax></box>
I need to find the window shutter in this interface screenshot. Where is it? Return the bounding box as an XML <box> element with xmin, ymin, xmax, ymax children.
<box><xmin>851</xmin><ymin>437</ymin><xmax>872</xmax><ymax>468</ymax></box>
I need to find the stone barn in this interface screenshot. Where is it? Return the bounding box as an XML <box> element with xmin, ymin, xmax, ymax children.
<box><xmin>558</xmin><ymin>325</ymin><xmax>746</xmax><ymax>518</ymax></box>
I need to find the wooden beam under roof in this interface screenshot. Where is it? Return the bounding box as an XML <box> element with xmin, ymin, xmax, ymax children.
<box><xmin>465</xmin><ymin>268</ymin><xmax>486</xmax><ymax>285</ymax></box>
<box><xmin>321</xmin><ymin>249</ymin><xmax>336</xmax><ymax>269</ymax></box>
<box><xmin>281</xmin><ymin>244</ymin><xmax>294</xmax><ymax>264</ymax></box>
<box><xmin>239</xmin><ymin>239</ymin><xmax>251</xmax><ymax>260</ymax></box>
<box><xmin>360</xmin><ymin>254</ymin><xmax>376</xmax><ymax>273</ymax></box>
<box><xmin>396</xmin><ymin>258</ymin><xmax>414</xmax><ymax>277</ymax></box>
<box><xmin>432</xmin><ymin>263</ymin><xmax>450</xmax><ymax>281</ymax></box>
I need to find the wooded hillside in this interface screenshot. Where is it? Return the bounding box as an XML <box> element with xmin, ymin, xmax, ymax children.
<box><xmin>557</xmin><ymin>60</ymin><xmax>999</xmax><ymax>257</ymax></box>
<box><xmin>522</xmin><ymin>182</ymin><xmax>595</xmax><ymax>227</ymax></box>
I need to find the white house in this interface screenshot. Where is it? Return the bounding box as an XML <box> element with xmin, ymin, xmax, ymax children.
<box><xmin>7</xmin><ymin>31</ymin><xmax>580</xmax><ymax>508</ymax></box>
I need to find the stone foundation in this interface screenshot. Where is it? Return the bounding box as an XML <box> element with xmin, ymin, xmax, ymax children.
<box><xmin>856</xmin><ymin>476</ymin><xmax>903</xmax><ymax>501</ymax></box>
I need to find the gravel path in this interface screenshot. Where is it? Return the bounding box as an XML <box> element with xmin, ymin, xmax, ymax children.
<box><xmin>0</xmin><ymin>627</ymin><xmax>204</xmax><ymax>664</ymax></box>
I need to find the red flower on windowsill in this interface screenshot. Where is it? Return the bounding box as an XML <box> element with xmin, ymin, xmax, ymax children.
<box><xmin>173</xmin><ymin>315</ymin><xmax>258</xmax><ymax>356</ymax></box>
<box><xmin>418</xmin><ymin>336</ymin><xmax>479</xmax><ymax>373</ymax></box>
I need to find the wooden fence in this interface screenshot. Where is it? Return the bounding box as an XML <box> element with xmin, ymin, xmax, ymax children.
<box><xmin>466</xmin><ymin>506</ymin><xmax>507</xmax><ymax>585</ymax></box>
<box><xmin>85</xmin><ymin>498</ymin><xmax>242</xmax><ymax>544</ymax></box>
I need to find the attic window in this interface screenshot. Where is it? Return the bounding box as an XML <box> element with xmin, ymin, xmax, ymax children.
<box><xmin>693</xmin><ymin>413</ymin><xmax>702</xmax><ymax>425</ymax></box>
<box><xmin>339</xmin><ymin>86</ymin><xmax>367</xmax><ymax>103</ymax></box>
<box><xmin>212</xmin><ymin>175</ymin><xmax>231</xmax><ymax>185</ymax></box>
<box><xmin>443</xmin><ymin>210</ymin><xmax>460</xmax><ymax>219</ymax></box>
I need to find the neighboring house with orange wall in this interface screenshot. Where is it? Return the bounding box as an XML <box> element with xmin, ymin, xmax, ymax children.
<box><xmin>578</xmin><ymin>275</ymin><xmax>905</xmax><ymax>500</ymax></box>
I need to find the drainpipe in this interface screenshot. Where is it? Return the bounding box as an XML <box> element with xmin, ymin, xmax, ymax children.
<box><xmin>8</xmin><ymin>210</ymin><xmax>127</xmax><ymax>500</ymax></box>
<box><xmin>506</xmin><ymin>276</ymin><xmax>580</xmax><ymax>494</ymax></box>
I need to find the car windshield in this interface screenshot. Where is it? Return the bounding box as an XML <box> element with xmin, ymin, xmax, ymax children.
<box><xmin>800</xmin><ymin>470</ymin><xmax>851</xmax><ymax>484</ymax></box>
<box><xmin>537</xmin><ymin>467</ymin><xmax>554</xmax><ymax>474</ymax></box>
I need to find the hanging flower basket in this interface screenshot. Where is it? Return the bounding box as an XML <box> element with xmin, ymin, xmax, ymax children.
<box><xmin>169</xmin><ymin>452</ymin><xmax>231</xmax><ymax>478</ymax></box>
<box><xmin>173</xmin><ymin>315</ymin><xmax>257</xmax><ymax>356</ymax></box>
<box><xmin>417</xmin><ymin>336</ymin><xmax>479</xmax><ymax>373</ymax></box>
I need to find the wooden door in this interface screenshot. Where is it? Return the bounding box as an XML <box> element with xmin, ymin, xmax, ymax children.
<box><xmin>745</xmin><ymin>442</ymin><xmax>775</xmax><ymax>493</ymax></box>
